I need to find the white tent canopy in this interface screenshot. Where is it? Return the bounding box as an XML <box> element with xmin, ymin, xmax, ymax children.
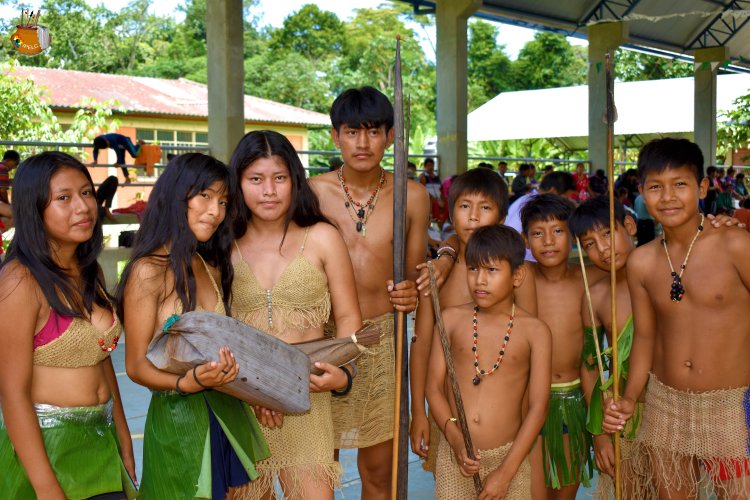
<box><xmin>468</xmin><ymin>74</ymin><xmax>750</xmax><ymax>148</ymax></box>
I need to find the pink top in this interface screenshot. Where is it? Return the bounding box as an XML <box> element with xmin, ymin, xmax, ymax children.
<box><xmin>33</xmin><ymin>308</ymin><xmax>74</xmax><ymax>349</ymax></box>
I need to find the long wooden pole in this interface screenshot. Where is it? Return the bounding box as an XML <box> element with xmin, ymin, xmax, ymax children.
<box><xmin>391</xmin><ymin>34</ymin><xmax>410</xmax><ymax>500</ymax></box>
<box><xmin>604</xmin><ymin>50</ymin><xmax>622</xmax><ymax>500</ymax></box>
<box><xmin>428</xmin><ymin>263</ymin><xmax>483</xmax><ymax>494</ymax></box>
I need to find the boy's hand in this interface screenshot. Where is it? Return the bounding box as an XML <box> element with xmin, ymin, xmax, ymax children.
<box><xmin>455</xmin><ymin>447</ymin><xmax>480</xmax><ymax>477</ymax></box>
<box><xmin>409</xmin><ymin>413</ymin><xmax>430</xmax><ymax>458</ymax></box>
<box><xmin>416</xmin><ymin>257</ymin><xmax>453</xmax><ymax>296</ymax></box>
<box><xmin>387</xmin><ymin>279</ymin><xmax>418</xmax><ymax>312</ymax></box>
<box><xmin>707</xmin><ymin>213</ymin><xmax>746</xmax><ymax>229</ymax></box>
<box><xmin>253</xmin><ymin>405</ymin><xmax>284</xmax><ymax>429</ymax></box>
<box><xmin>309</xmin><ymin>362</ymin><xmax>347</xmax><ymax>392</ymax></box>
<box><xmin>478</xmin><ymin>468</ymin><xmax>511</xmax><ymax>499</ymax></box>
<box><xmin>602</xmin><ymin>396</ymin><xmax>634</xmax><ymax>433</ymax></box>
<box><xmin>593</xmin><ymin>434</ymin><xmax>615</xmax><ymax>477</ymax></box>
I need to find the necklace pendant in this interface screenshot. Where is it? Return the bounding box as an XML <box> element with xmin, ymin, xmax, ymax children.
<box><xmin>356</xmin><ymin>221</ymin><xmax>363</xmax><ymax>233</ymax></box>
<box><xmin>357</xmin><ymin>208</ymin><xmax>365</xmax><ymax>219</ymax></box>
<box><xmin>362</xmin><ymin>224</ymin><xmax>366</xmax><ymax>237</ymax></box>
<box><xmin>344</xmin><ymin>201</ymin><xmax>350</xmax><ymax>208</ymax></box>
<box><xmin>472</xmin><ymin>376</ymin><xmax>481</xmax><ymax>386</ymax></box>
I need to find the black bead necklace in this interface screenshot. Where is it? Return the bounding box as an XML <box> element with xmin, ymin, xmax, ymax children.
<box><xmin>661</xmin><ymin>213</ymin><xmax>704</xmax><ymax>302</ymax></box>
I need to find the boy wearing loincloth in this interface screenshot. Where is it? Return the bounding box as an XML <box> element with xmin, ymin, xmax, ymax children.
<box><xmin>569</xmin><ymin>195</ymin><xmax>645</xmax><ymax>499</ymax></box>
<box><xmin>426</xmin><ymin>224</ymin><xmax>551</xmax><ymax>499</ymax></box>
<box><xmin>410</xmin><ymin>168</ymin><xmax>538</xmax><ymax>472</ymax></box>
<box><xmin>521</xmin><ymin>194</ymin><xmax>597</xmax><ymax>499</ymax></box>
<box><xmin>309</xmin><ymin>86</ymin><xmax>430</xmax><ymax>499</ymax></box>
<box><xmin>604</xmin><ymin>138</ymin><xmax>750</xmax><ymax>499</ymax></box>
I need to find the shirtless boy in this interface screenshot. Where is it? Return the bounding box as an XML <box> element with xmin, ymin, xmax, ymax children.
<box><xmin>604</xmin><ymin>138</ymin><xmax>750</xmax><ymax>499</ymax></box>
<box><xmin>426</xmin><ymin>224</ymin><xmax>551</xmax><ymax>499</ymax></box>
<box><xmin>569</xmin><ymin>196</ymin><xmax>643</xmax><ymax>498</ymax></box>
<box><xmin>522</xmin><ymin>193</ymin><xmax>597</xmax><ymax>499</ymax></box>
<box><xmin>409</xmin><ymin>168</ymin><xmax>537</xmax><ymax>469</ymax></box>
<box><xmin>309</xmin><ymin>86</ymin><xmax>430</xmax><ymax>499</ymax></box>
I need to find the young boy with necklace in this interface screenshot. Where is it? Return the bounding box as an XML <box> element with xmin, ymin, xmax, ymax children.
<box><xmin>521</xmin><ymin>194</ymin><xmax>598</xmax><ymax>499</ymax></box>
<box><xmin>309</xmin><ymin>86</ymin><xmax>430</xmax><ymax>499</ymax></box>
<box><xmin>409</xmin><ymin>168</ymin><xmax>537</xmax><ymax>472</ymax></box>
<box><xmin>569</xmin><ymin>196</ymin><xmax>645</xmax><ymax>499</ymax></box>
<box><xmin>426</xmin><ymin>224</ymin><xmax>551</xmax><ymax>499</ymax></box>
<box><xmin>604</xmin><ymin>138</ymin><xmax>750</xmax><ymax>498</ymax></box>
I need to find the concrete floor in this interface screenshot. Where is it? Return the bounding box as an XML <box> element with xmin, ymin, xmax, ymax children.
<box><xmin>113</xmin><ymin>344</ymin><xmax>598</xmax><ymax>498</ymax></box>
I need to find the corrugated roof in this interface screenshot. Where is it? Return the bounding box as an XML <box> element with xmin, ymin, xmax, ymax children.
<box><xmin>8</xmin><ymin>66</ymin><xmax>330</xmax><ymax>127</ymax></box>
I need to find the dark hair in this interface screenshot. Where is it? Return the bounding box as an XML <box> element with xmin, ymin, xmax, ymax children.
<box><xmin>2</xmin><ymin>150</ymin><xmax>20</xmax><ymax>162</ymax></box>
<box><xmin>742</xmin><ymin>198</ymin><xmax>750</xmax><ymax>209</ymax></box>
<box><xmin>2</xmin><ymin>152</ymin><xmax>107</xmax><ymax>316</ymax></box>
<box><xmin>595</xmin><ymin>169</ymin><xmax>605</xmax><ymax>177</ymax></box>
<box><xmin>116</xmin><ymin>153</ymin><xmax>235</xmax><ymax>315</ymax></box>
<box><xmin>448</xmin><ymin>168</ymin><xmax>509</xmax><ymax>220</ymax></box>
<box><xmin>465</xmin><ymin>225</ymin><xmax>525</xmax><ymax>271</ymax></box>
<box><xmin>617</xmin><ymin>187</ymin><xmax>629</xmax><ymax>198</ymax></box>
<box><xmin>539</xmin><ymin>171</ymin><xmax>575</xmax><ymax>194</ymax></box>
<box><xmin>423</xmin><ymin>158</ymin><xmax>434</xmax><ymax>166</ymax></box>
<box><xmin>230</xmin><ymin>130</ymin><xmax>330</xmax><ymax>242</ymax></box>
<box><xmin>93</xmin><ymin>136</ymin><xmax>108</xmax><ymax>150</ymax></box>
<box><xmin>330</xmin><ymin>86</ymin><xmax>394</xmax><ymax>132</ymax></box>
<box><xmin>706</xmin><ymin>166</ymin><xmax>717</xmax><ymax>176</ymax></box>
<box><xmin>727</xmin><ymin>167</ymin><xmax>736</xmax><ymax>176</ymax></box>
<box><xmin>569</xmin><ymin>195</ymin><xmax>627</xmax><ymax>238</ymax></box>
<box><xmin>519</xmin><ymin>163</ymin><xmax>533</xmax><ymax>173</ymax></box>
<box><xmin>521</xmin><ymin>193</ymin><xmax>576</xmax><ymax>235</ymax></box>
<box><xmin>737</xmin><ymin>172</ymin><xmax>745</xmax><ymax>182</ymax></box>
<box><xmin>498</xmin><ymin>161</ymin><xmax>507</xmax><ymax>167</ymax></box>
<box><xmin>637</xmin><ymin>138</ymin><xmax>704</xmax><ymax>184</ymax></box>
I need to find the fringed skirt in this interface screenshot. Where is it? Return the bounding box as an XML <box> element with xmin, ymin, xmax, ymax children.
<box><xmin>434</xmin><ymin>437</ymin><xmax>531</xmax><ymax>499</ymax></box>
<box><xmin>422</xmin><ymin>413</ymin><xmax>440</xmax><ymax>473</ymax></box>
<box><xmin>540</xmin><ymin>379</ymin><xmax>593</xmax><ymax>489</ymax></box>
<box><xmin>330</xmin><ymin>313</ymin><xmax>395</xmax><ymax>449</ymax></box>
<box><xmin>628</xmin><ymin>374</ymin><xmax>750</xmax><ymax>499</ymax></box>
<box><xmin>236</xmin><ymin>391</ymin><xmax>341</xmax><ymax>500</ymax></box>
<box><xmin>0</xmin><ymin>399</ymin><xmax>137</xmax><ymax>499</ymax></box>
<box><xmin>139</xmin><ymin>390</ymin><xmax>269</xmax><ymax>499</ymax></box>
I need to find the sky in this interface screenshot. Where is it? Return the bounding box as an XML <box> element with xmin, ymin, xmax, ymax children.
<box><xmin>2</xmin><ymin>0</ymin><xmax>586</xmax><ymax>60</ymax></box>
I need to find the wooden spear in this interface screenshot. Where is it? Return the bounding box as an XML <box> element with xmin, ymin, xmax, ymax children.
<box><xmin>427</xmin><ymin>263</ymin><xmax>483</xmax><ymax>494</ymax></box>
<box><xmin>604</xmin><ymin>50</ymin><xmax>622</xmax><ymax>500</ymax></box>
<box><xmin>391</xmin><ymin>34</ymin><xmax>410</xmax><ymax>500</ymax></box>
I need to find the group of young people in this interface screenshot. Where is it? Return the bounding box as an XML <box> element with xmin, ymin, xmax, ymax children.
<box><xmin>0</xmin><ymin>84</ymin><xmax>748</xmax><ymax>500</ymax></box>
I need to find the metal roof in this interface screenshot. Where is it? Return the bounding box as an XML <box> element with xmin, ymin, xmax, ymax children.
<box><xmin>7</xmin><ymin>66</ymin><xmax>331</xmax><ymax>127</ymax></box>
<box><xmin>400</xmin><ymin>0</ymin><xmax>750</xmax><ymax>73</ymax></box>
<box><xmin>467</xmin><ymin>73</ymin><xmax>750</xmax><ymax>150</ymax></box>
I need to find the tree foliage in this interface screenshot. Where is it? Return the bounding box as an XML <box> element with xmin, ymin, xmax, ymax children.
<box><xmin>615</xmin><ymin>50</ymin><xmax>693</xmax><ymax>82</ymax></box>
<box><xmin>0</xmin><ymin>60</ymin><xmax>120</xmax><ymax>157</ymax></box>
<box><xmin>512</xmin><ymin>32</ymin><xmax>587</xmax><ymax>90</ymax></box>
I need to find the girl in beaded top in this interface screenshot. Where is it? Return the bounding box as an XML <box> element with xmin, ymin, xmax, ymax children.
<box><xmin>117</xmin><ymin>153</ymin><xmax>269</xmax><ymax>499</ymax></box>
<box><xmin>0</xmin><ymin>152</ymin><xmax>136</xmax><ymax>499</ymax></box>
<box><xmin>230</xmin><ymin>130</ymin><xmax>362</xmax><ymax>500</ymax></box>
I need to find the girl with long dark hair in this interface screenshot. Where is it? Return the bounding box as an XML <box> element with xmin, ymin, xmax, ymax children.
<box><xmin>117</xmin><ymin>153</ymin><xmax>268</xmax><ymax>499</ymax></box>
<box><xmin>0</xmin><ymin>152</ymin><xmax>136</xmax><ymax>498</ymax></box>
<box><xmin>230</xmin><ymin>131</ymin><xmax>362</xmax><ymax>500</ymax></box>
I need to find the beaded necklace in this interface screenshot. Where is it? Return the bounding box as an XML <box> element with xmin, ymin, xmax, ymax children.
<box><xmin>337</xmin><ymin>166</ymin><xmax>385</xmax><ymax>237</ymax></box>
<box><xmin>661</xmin><ymin>213</ymin><xmax>704</xmax><ymax>302</ymax></box>
<box><xmin>471</xmin><ymin>303</ymin><xmax>515</xmax><ymax>385</ymax></box>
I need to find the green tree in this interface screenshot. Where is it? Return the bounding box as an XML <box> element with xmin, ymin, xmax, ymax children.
<box><xmin>615</xmin><ymin>49</ymin><xmax>693</xmax><ymax>82</ymax></box>
<box><xmin>511</xmin><ymin>32</ymin><xmax>587</xmax><ymax>90</ymax></box>
<box><xmin>718</xmin><ymin>92</ymin><xmax>750</xmax><ymax>160</ymax></box>
<box><xmin>269</xmin><ymin>4</ymin><xmax>345</xmax><ymax>70</ymax></box>
<box><xmin>467</xmin><ymin>20</ymin><xmax>512</xmax><ymax>110</ymax></box>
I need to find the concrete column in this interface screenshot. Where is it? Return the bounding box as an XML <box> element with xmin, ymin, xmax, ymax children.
<box><xmin>587</xmin><ymin>22</ymin><xmax>627</xmax><ymax>175</ymax></box>
<box><xmin>207</xmin><ymin>0</ymin><xmax>244</xmax><ymax>164</ymax></box>
<box><xmin>694</xmin><ymin>46</ymin><xmax>728</xmax><ymax>168</ymax></box>
<box><xmin>436</xmin><ymin>0</ymin><xmax>481</xmax><ymax>177</ymax></box>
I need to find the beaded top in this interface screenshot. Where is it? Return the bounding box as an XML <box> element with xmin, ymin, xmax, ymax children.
<box><xmin>232</xmin><ymin>228</ymin><xmax>331</xmax><ymax>336</ymax></box>
<box><xmin>33</xmin><ymin>301</ymin><xmax>121</xmax><ymax>368</ymax></box>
